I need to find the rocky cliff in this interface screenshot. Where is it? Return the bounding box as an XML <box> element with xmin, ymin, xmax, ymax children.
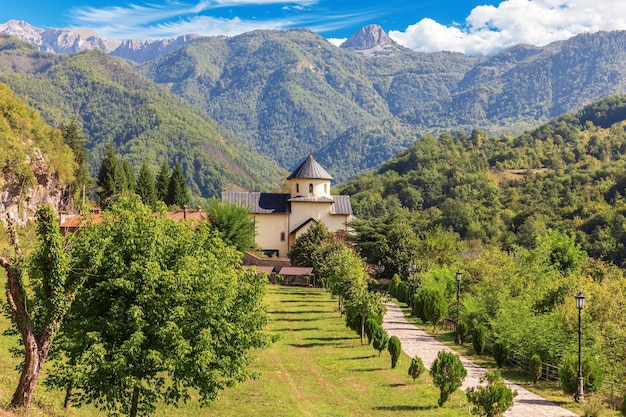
<box><xmin>1</xmin><ymin>148</ymin><xmax>71</xmax><ymax>227</ymax></box>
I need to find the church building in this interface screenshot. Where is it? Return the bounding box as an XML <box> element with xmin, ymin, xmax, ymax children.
<box><xmin>222</xmin><ymin>153</ymin><xmax>354</xmax><ymax>257</ymax></box>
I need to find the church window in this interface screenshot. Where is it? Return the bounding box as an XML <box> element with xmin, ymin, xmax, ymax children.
<box><xmin>280</xmin><ymin>232</ymin><xmax>285</xmax><ymax>242</ymax></box>
<box><xmin>309</xmin><ymin>183</ymin><xmax>313</xmax><ymax>193</ymax></box>
<box><xmin>296</xmin><ymin>184</ymin><xmax>299</xmax><ymax>193</ymax></box>
<box><xmin>324</xmin><ymin>184</ymin><xmax>327</xmax><ymax>193</ymax></box>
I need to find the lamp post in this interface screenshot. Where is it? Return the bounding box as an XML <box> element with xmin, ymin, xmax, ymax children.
<box><xmin>575</xmin><ymin>292</ymin><xmax>585</xmax><ymax>403</ymax></box>
<box><xmin>455</xmin><ymin>270</ymin><xmax>462</xmax><ymax>345</ymax></box>
<box><xmin>408</xmin><ymin>261</ymin><xmax>417</xmax><ymax>308</ymax></box>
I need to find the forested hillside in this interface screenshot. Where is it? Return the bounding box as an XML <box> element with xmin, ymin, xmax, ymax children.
<box><xmin>339</xmin><ymin>95</ymin><xmax>626</xmax><ymax>267</ymax></box>
<box><xmin>0</xmin><ymin>35</ymin><xmax>285</xmax><ymax>198</ymax></box>
<box><xmin>139</xmin><ymin>28</ymin><xmax>626</xmax><ymax>180</ymax></box>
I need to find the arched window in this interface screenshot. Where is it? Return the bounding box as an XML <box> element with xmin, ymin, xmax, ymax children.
<box><xmin>309</xmin><ymin>183</ymin><xmax>313</xmax><ymax>193</ymax></box>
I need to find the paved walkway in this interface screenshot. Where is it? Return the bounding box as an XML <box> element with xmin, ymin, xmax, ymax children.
<box><xmin>382</xmin><ymin>302</ymin><xmax>579</xmax><ymax>416</ymax></box>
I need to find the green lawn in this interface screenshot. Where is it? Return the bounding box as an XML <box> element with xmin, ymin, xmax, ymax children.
<box><xmin>1</xmin><ymin>284</ymin><xmax>470</xmax><ymax>416</ymax></box>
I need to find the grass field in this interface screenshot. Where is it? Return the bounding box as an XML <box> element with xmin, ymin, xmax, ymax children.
<box><xmin>0</xmin><ymin>284</ymin><xmax>471</xmax><ymax>417</ymax></box>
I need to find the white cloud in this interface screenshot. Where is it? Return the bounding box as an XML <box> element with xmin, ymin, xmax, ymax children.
<box><xmin>389</xmin><ymin>0</ymin><xmax>626</xmax><ymax>55</ymax></box>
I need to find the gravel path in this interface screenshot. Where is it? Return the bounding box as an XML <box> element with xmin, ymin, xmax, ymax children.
<box><xmin>382</xmin><ymin>302</ymin><xmax>579</xmax><ymax>416</ymax></box>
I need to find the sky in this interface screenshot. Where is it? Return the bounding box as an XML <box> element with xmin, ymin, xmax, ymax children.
<box><xmin>2</xmin><ymin>0</ymin><xmax>626</xmax><ymax>56</ymax></box>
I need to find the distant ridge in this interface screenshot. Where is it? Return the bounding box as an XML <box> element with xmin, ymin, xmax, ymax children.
<box><xmin>0</xmin><ymin>20</ymin><xmax>200</xmax><ymax>63</ymax></box>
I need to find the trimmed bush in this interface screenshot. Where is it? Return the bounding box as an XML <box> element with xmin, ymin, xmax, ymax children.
<box><xmin>466</xmin><ymin>370</ymin><xmax>517</xmax><ymax>417</ymax></box>
<box><xmin>396</xmin><ymin>282</ymin><xmax>409</xmax><ymax>304</ymax></box>
<box><xmin>559</xmin><ymin>354</ymin><xmax>605</xmax><ymax>395</ymax></box>
<box><xmin>581</xmin><ymin>397</ymin><xmax>609</xmax><ymax>417</ymax></box>
<box><xmin>388</xmin><ymin>274</ymin><xmax>401</xmax><ymax>297</ymax></box>
<box><xmin>408</xmin><ymin>356</ymin><xmax>426</xmax><ymax>383</ymax></box>
<box><xmin>472</xmin><ymin>324</ymin><xmax>486</xmax><ymax>356</ymax></box>
<box><xmin>430</xmin><ymin>350</ymin><xmax>467</xmax><ymax>407</ymax></box>
<box><xmin>364</xmin><ymin>317</ymin><xmax>377</xmax><ymax>345</ymax></box>
<box><xmin>529</xmin><ymin>354</ymin><xmax>542</xmax><ymax>385</ymax></box>
<box><xmin>388</xmin><ymin>336</ymin><xmax>401</xmax><ymax>368</ymax></box>
<box><xmin>372</xmin><ymin>326</ymin><xmax>389</xmax><ymax>356</ymax></box>
<box><xmin>457</xmin><ymin>321</ymin><xmax>469</xmax><ymax>345</ymax></box>
<box><xmin>492</xmin><ymin>339</ymin><xmax>508</xmax><ymax>368</ymax></box>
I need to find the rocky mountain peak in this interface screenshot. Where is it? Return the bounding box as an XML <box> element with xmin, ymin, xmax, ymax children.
<box><xmin>340</xmin><ymin>24</ymin><xmax>401</xmax><ymax>56</ymax></box>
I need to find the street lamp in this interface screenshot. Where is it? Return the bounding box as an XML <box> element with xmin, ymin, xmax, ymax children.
<box><xmin>455</xmin><ymin>270</ymin><xmax>462</xmax><ymax>345</ymax></box>
<box><xmin>408</xmin><ymin>261</ymin><xmax>417</xmax><ymax>308</ymax></box>
<box><xmin>575</xmin><ymin>291</ymin><xmax>585</xmax><ymax>403</ymax></box>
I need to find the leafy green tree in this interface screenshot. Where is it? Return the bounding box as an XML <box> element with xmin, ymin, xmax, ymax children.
<box><xmin>155</xmin><ymin>161</ymin><xmax>170</xmax><ymax>202</ymax></box>
<box><xmin>364</xmin><ymin>317</ymin><xmax>379</xmax><ymax>345</ymax></box>
<box><xmin>529</xmin><ymin>354</ymin><xmax>542</xmax><ymax>385</ymax></box>
<box><xmin>387</xmin><ymin>274</ymin><xmax>401</xmax><ymax>297</ymax></box>
<box><xmin>206</xmin><ymin>198</ymin><xmax>255</xmax><ymax>252</ymax></box>
<box><xmin>372</xmin><ymin>326</ymin><xmax>389</xmax><ymax>356</ymax></box>
<box><xmin>492</xmin><ymin>339</ymin><xmax>509</xmax><ymax>368</ymax></box>
<box><xmin>388</xmin><ymin>336</ymin><xmax>401</xmax><ymax>369</ymax></box>
<box><xmin>408</xmin><ymin>356</ymin><xmax>426</xmax><ymax>383</ymax></box>
<box><xmin>327</xmin><ymin>245</ymin><xmax>369</xmax><ymax>314</ymax></box>
<box><xmin>473</xmin><ymin>324</ymin><xmax>486</xmax><ymax>356</ymax></box>
<box><xmin>466</xmin><ymin>371</ymin><xmax>517</xmax><ymax>417</ymax></box>
<box><xmin>135</xmin><ymin>161</ymin><xmax>158</xmax><ymax>209</ymax></box>
<box><xmin>48</xmin><ymin>197</ymin><xmax>272</xmax><ymax>417</ymax></box>
<box><xmin>165</xmin><ymin>162</ymin><xmax>190</xmax><ymax>208</ymax></box>
<box><xmin>96</xmin><ymin>142</ymin><xmax>128</xmax><ymax>209</ymax></box>
<box><xmin>430</xmin><ymin>350</ymin><xmax>467</xmax><ymax>407</ymax></box>
<box><xmin>289</xmin><ymin>221</ymin><xmax>332</xmax><ymax>266</ymax></box>
<box><xmin>344</xmin><ymin>285</ymin><xmax>386</xmax><ymax>344</ymax></box>
<box><xmin>0</xmin><ymin>206</ymin><xmax>88</xmax><ymax>409</ymax></box>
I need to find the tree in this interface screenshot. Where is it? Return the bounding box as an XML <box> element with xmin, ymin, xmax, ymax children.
<box><xmin>205</xmin><ymin>198</ymin><xmax>255</xmax><ymax>253</ymax></box>
<box><xmin>473</xmin><ymin>324</ymin><xmax>486</xmax><ymax>356</ymax></box>
<box><xmin>47</xmin><ymin>197</ymin><xmax>272</xmax><ymax>417</ymax></box>
<box><xmin>388</xmin><ymin>336</ymin><xmax>401</xmax><ymax>369</ymax></box>
<box><xmin>0</xmin><ymin>205</ymin><xmax>88</xmax><ymax>409</ymax></box>
<box><xmin>96</xmin><ymin>142</ymin><xmax>128</xmax><ymax>209</ymax></box>
<box><xmin>430</xmin><ymin>350</ymin><xmax>467</xmax><ymax>407</ymax></box>
<box><xmin>288</xmin><ymin>221</ymin><xmax>332</xmax><ymax>266</ymax></box>
<box><xmin>344</xmin><ymin>285</ymin><xmax>386</xmax><ymax>344</ymax></box>
<box><xmin>155</xmin><ymin>161</ymin><xmax>170</xmax><ymax>202</ymax></box>
<box><xmin>60</xmin><ymin>118</ymin><xmax>93</xmax><ymax>205</ymax></box>
<box><xmin>559</xmin><ymin>354</ymin><xmax>605</xmax><ymax>396</ymax></box>
<box><xmin>529</xmin><ymin>354</ymin><xmax>542</xmax><ymax>385</ymax></box>
<box><xmin>408</xmin><ymin>356</ymin><xmax>426</xmax><ymax>383</ymax></box>
<box><xmin>364</xmin><ymin>317</ymin><xmax>378</xmax><ymax>345</ymax></box>
<box><xmin>122</xmin><ymin>159</ymin><xmax>136</xmax><ymax>192</ymax></box>
<box><xmin>165</xmin><ymin>162</ymin><xmax>190</xmax><ymax>207</ymax></box>
<box><xmin>492</xmin><ymin>339</ymin><xmax>508</xmax><ymax>368</ymax></box>
<box><xmin>135</xmin><ymin>161</ymin><xmax>158</xmax><ymax>209</ymax></box>
<box><xmin>422</xmin><ymin>287</ymin><xmax>447</xmax><ymax>331</ymax></box>
<box><xmin>372</xmin><ymin>326</ymin><xmax>389</xmax><ymax>356</ymax></box>
<box><xmin>466</xmin><ymin>371</ymin><xmax>517</xmax><ymax>417</ymax></box>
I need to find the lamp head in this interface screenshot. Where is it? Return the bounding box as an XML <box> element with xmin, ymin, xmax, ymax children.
<box><xmin>456</xmin><ymin>270</ymin><xmax>462</xmax><ymax>282</ymax></box>
<box><xmin>575</xmin><ymin>292</ymin><xmax>585</xmax><ymax>310</ymax></box>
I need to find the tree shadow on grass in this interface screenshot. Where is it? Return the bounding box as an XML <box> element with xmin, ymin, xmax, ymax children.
<box><xmin>303</xmin><ymin>336</ymin><xmax>352</xmax><ymax>342</ymax></box>
<box><xmin>288</xmin><ymin>342</ymin><xmax>336</xmax><ymax>348</ymax></box>
<box><xmin>272</xmin><ymin>327</ymin><xmax>320</xmax><ymax>332</ymax></box>
<box><xmin>272</xmin><ymin>317</ymin><xmax>319</xmax><ymax>322</ymax></box>
<box><xmin>344</xmin><ymin>355</ymin><xmax>376</xmax><ymax>360</ymax></box>
<box><xmin>354</xmin><ymin>367</ymin><xmax>384</xmax><ymax>372</ymax></box>
<box><xmin>373</xmin><ymin>405</ymin><xmax>437</xmax><ymax>411</ymax></box>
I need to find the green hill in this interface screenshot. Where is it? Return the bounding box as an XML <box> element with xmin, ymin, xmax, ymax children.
<box><xmin>338</xmin><ymin>94</ymin><xmax>626</xmax><ymax>266</ymax></box>
<box><xmin>0</xmin><ymin>36</ymin><xmax>285</xmax><ymax>198</ymax></box>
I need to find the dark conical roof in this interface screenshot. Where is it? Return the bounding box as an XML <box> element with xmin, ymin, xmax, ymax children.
<box><xmin>287</xmin><ymin>154</ymin><xmax>334</xmax><ymax>180</ymax></box>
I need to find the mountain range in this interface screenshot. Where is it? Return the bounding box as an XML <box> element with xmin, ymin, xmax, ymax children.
<box><xmin>2</xmin><ymin>20</ymin><xmax>626</xmax><ymax>190</ymax></box>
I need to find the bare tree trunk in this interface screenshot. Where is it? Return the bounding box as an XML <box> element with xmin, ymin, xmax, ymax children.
<box><xmin>130</xmin><ymin>386</ymin><xmax>140</xmax><ymax>417</ymax></box>
<box><xmin>360</xmin><ymin>312</ymin><xmax>366</xmax><ymax>345</ymax></box>
<box><xmin>64</xmin><ymin>379</ymin><xmax>74</xmax><ymax>410</ymax></box>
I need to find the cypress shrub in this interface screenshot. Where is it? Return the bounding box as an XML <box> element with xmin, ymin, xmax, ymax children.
<box><xmin>388</xmin><ymin>336</ymin><xmax>401</xmax><ymax>368</ymax></box>
<box><xmin>492</xmin><ymin>339</ymin><xmax>508</xmax><ymax>368</ymax></box>
<box><xmin>529</xmin><ymin>354</ymin><xmax>542</xmax><ymax>385</ymax></box>
<box><xmin>430</xmin><ymin>350</ymin><xmax>467</xmax><ymax>407</ymax></box>
<box><xmin>559</xmin><ymin>354</ymin><xmax>605</xmax><ymax>395</ymax></box>
<box><xmin>387</xmin><ymin>274</ymin><xmax>401</xmax><ymax>297</ymax></box>
<box><xmin>457</xmin><ymin>321</ymin><xmax>468</xmax><ymax>344</ymax></box>
<box><xmin>396</xmin><ymin>282</ymin><xmax>409</xmax><ymax>304</ymax></box>
<box><xmin>472</xmin><ymin>324</ymin><xmax>486</xmax><ymax>356</ymax></box>
<box><xmin>364</xmin><ymin>317</ymin><xmax>378</xmax><ymax>345</ymax></box>
<box><xmin>408</xmin><ymin>356</ymin><xmax>426</xmax><ymax>383</ymax></box>
<box><xmin>372</xmin><ymin>326</ymin><xmax>389</xmax><ymax>356</ymax></box>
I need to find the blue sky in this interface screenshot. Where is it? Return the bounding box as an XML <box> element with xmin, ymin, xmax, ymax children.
<box><xmin>2</xmin><ymin>0</ymin><xmax>626</xmax><ymax>55</ymax></box>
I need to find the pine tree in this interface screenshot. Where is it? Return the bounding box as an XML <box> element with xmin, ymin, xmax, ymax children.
<box><xmin>60</xmin><ymin>118</ymin><xmax>93</xmax><ymax>205</ymax></box>
<box><xmin>96</xmin><ymin>142</ymin><xmax>127</xmax><ymax>209</ymax></box>
<box><xmin>122</xmin><ymin>159</ymin><xmax>136</xmax><ymax>192</ymax></box>
<box><xmin>166</xmin><ymin>162</ymin><xmax>190</xmax><ymax>208</ymax></box>
<box><xmin>155</xmin><ymin>162</ymin><xmax>170</xmax><ymax>202</ymax></box>
<box><xmin>136</xmin><ymin>161</ymin><xmax>158</xmax><ymax>209</ymax></box>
